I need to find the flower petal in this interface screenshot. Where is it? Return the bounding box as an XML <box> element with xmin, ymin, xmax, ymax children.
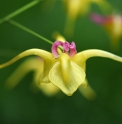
<box><xmin>0</xmin><ymin>49</ymin><xmax>55</xmax><ymax>84</ymax></box>
<box><xmin>52</xmin><ymin>31</ymin><xmax>66</xmax><ymax>42</ymax></box>
<box><xmin>5</xmin><ymin>57</ymin><xmax>43</xmax><ymax>89</ymax></box>
<box><xmin>39</xmin><ymin>83</ymin><xmax>59</xmax><ymax>97</ymax></box>
<box><xmin>0</xmin><ymin>49</ymin><xmax>54</xmax><ymax>68</ymax></box>
<box><xmin>49</xmin><ymin>53</ymin><xmax>85</xmax><ymax>96</ymax></box>
<box><xmin>78</xmin><ymin>79</ymin><xmax>96</xmax><ymax>100</ymax></box>
<box><xmin>73</xmin><ymin>49</ymin><xmax>122</xmax><ymax>62</ymax></box>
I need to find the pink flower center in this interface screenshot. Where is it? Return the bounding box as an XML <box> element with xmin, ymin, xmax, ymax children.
<box><xmin>51</xmin><ymin>41</ymin><xmax>77</xmax><ymax>58</ymax></box>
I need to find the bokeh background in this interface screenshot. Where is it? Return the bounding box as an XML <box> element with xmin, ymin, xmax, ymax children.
<box><xmin>0</xmin><ymin>0</ymin><xmax>122</xmax><ymax>123</ymax></box>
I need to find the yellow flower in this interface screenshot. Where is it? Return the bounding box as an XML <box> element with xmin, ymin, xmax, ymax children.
<box><xmin>90</xmin><ymin>13</ymin><xmax>122</xmax><ymax>50</ymax></box>
<box><xmin>63</xmin><ymin>0</ymin><xmax>112</xmax><ymax>36</ymax></box>
<box><xmin>1</xmin><ymin>41</ymin><xmax>122</xmax><ymax>96</ymax></box>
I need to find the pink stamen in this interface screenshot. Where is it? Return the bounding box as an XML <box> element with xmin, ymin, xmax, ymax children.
<box><xmin>63</xmin><ymin>42</ymin><xmax>70</xmax><ymax>52</ymax></box>
<box><xmin>52</xmin><ymin>41</ymin><xmax>77</xmax><ymax>58</ymax></box>
<box><xmin>69</xmin><ymin>42</ymin><xmax>77</xmax><ymax>57</ymax></box>
<box><xmin>51</xmin><ymin>41</ymin><xmax>63</xmax><ymax>58</ymax></box>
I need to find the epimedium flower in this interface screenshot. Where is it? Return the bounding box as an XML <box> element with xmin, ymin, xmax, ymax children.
<box><xmin>1</xmin><ymin>41</ymin><xmax>122</xmax><ymax>96</ymax></box>
<box><xmin>63</xmin><ymin>0</ymin><xmax>112</xmax><ymax>36</ymax></box>
<box><xmin>90</xmin><ymin>13</ymin><xmax>122</xmax><ymax>50</ymax></box>
<box><xmin>5</xmin><ymin>56</ymin><xmax>95</xmax><ymax>99</ymax></box>
<box><xmin>4</xmin><ymin>32</ymin><xmax>96</xmax><ymax>99</ymax></box>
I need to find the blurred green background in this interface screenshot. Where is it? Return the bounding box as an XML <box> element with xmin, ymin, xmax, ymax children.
<box><xmin>0</xmin><ymin>0</ymin><xmax>122</xmax><ymax>123</ymax></box>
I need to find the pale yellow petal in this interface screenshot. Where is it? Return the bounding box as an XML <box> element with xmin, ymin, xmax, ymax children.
<box><xmin>0</xmin><ymin>49</ymin><xmax>54</xmax><ymax>69</ymax></box>
<box><xmin>64</xmin><ymin>0</ymin><xmax>90</xmax><ymax>20</ymax></box>
<box><xmin>5</xmin><ymin>57</ymin><xmax>43</xmax><ymax>89</ymax></box>
<box><xmin>78</xmin><ymin>79</ymin><xmax>96</xmax><ymax>100</ymax></box>
<box><xmin>71</xmin><ymin>54</ymin><xmax>86</xmax><ymax>71</ymax></box>
<box><xmin>49</xmin><ymin>53</ymin><xmax>85</xmax><ymax>96</ymax></box>
<box><xmin>73</xmin><ymin>49</ymin><xmax>122</xmax><ymax>63</ymax></box>
<box><xmin>52</xmin><ymin>31</ymin><xmax>66</xmax><ymax>42</ymax></box>
<box><xmin>38</xmin><ymin>61</ymin><xmax>55</xmax><ymax>84</ymax></box>
<box><xmin>39</xmin><ymin>83</ymin><xmax>59</xmax><ymax>97</ymax></box>
<box><xmin>0</xmin><ymin>49</ymin><xmax>55</xmax><ymax>84</ymax></box>
<box><xmin>63</xmin><ymin>0</ymin><xmax>89</xmax><ymax>36</ymax></box>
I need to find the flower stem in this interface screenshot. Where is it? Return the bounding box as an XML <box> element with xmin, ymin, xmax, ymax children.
<box><xmin>0</xmin><ymin>0</ymin><xmax>41</xmax><ymax>24</ymax></box>
<box><xmin>8</xmin><ymin>20</ymin><xmax>53</xmax><ymax>44</ymax></box>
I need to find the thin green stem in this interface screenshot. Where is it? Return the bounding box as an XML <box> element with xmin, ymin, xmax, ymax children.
<box><xmin>8</xmin><ymin>20</ymin><xmax>53</xmax><ymax>44</ymax></box>
<box><xmin>0</xmin><ymin>0</ymin><xmax>41</xmax><ymax>24</ymax></box>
